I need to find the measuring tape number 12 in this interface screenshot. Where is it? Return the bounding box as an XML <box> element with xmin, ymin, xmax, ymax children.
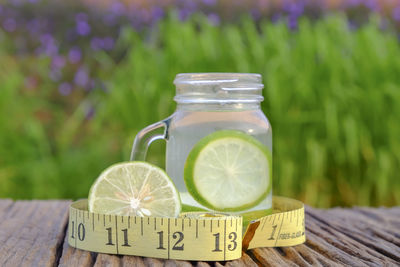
<box><xmin>68</xmin><ymin>196</ymin><xmax>305</xmax><ymax>261</ymax></box>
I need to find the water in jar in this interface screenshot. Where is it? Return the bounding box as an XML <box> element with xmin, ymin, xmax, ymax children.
<box><xmin>166</xmin><ymin>107</ymin><xmax>272</xmax><ymax>214</ymax></box>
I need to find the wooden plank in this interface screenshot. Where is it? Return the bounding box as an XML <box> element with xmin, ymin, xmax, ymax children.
<box><xmin>121</xmin><ymin>255</ymin><xmax>146</xmax><ymax>266</ymax></box>
<box><xmin>195</xmin><ymin>262</ymin><xmax>211</xmax><ymax>267</ymax></box>
<box><xmin>91</xmin><ymin>253</ymin><xmax>120</xmax><ymax>266</ymax></box>
<box><xmin>353</xmin><ymin>207</ymin><xmax>400</xmax><ymax>232</ymax></box>
<box><xmin>55</xmin><ymin>205</ymin><xmax>400</xmax><ymax>267</ymax></box>
<box><xmin>244</xmin><ymin>207</ymin><xmax>400</xmax><ymax>267</ymax></box>
<box><xmin>302</xmin><ymin>230</ymin><xmax>360</xmax><ymax>266</ymax></box>
<box><xmin>0</xmin><ymin>200</ymin><xmax>70</xmax><ymax>267</ymax></box>
<box><xmin>223</xmin><ymin>251</ymin><xmax>258</xmax><ymax>266</ymax></box>
<box><xmin>249</xmin><ymin>247</ymin><xmax>299</xmax><ymax>266</ymax></box>
<box><xmin>164</xmin><ymin>259</ymin><xmax>193</xmax><ymax>267</ymax></box>
<box><xmin>0</xmin><ymin>199</ymin><xmax>14</xmax><ymax>221</ymax></box>
<box><xmin>307</xmin><ymin>207</ymin><xmax>400</xmax><ymax>266</ymax></box>
<box><xmin>304</xmin><ymin>213</ymin><xmax>370</xmax><ymax>266</ymax></box>
<box><xmin>0</xmin><ymin>199</ymin><xmax>13</xmax><ymax>212</ymax></box>
<box><xmin>2</xmin><ymin>200</ymin><xmax>399</xmax><ymax>267</ymax></box>
<box><xmin>286</xmin><ymin>243</ymin><xmax>341</xmax><ymax>267</ymax></box>
<box><xmin>58</xmin><ymin>235</ymin><xmax>95</xmax><ymax>267</ymax></box>
<box><xmin>142</xmin><ymin>257</ymin><xmax>164</xmax><ymax>266</ymax></box>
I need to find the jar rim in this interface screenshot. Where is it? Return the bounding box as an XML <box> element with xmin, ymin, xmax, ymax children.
<box><xmin>174</xmin><ymin>73</ymin><xmax>262</xmax><ymax>86</ymax></box>
<box><xmin>173</xmin><ymin>73</ymin><xmax>264</xmax><ymax>104</ymax></box>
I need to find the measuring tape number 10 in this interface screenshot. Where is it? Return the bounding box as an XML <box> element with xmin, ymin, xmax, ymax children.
<box><xmin>68</xmin><ymin>196</ymin><xmax>305</xmax><ymax>261</ymax></box>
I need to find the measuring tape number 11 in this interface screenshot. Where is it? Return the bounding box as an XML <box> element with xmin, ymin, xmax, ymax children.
<box><xmin>68</xmin><ymin>196</ymin><xmax>305</xmax><ymax>261</ymax></box>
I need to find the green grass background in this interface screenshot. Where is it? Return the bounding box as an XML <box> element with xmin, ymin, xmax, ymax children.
<box><xmin>1</xmin><ymin>15</ymin><xmax>399</xmax><ymax>207</ymax></box>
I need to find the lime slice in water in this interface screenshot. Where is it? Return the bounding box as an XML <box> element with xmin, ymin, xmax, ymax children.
<box><xmin>241</xmin><ymin>209</ymin><xmax>272</xmax><ymax>226</ymax></box>
<box><xmin>88</xmin><ymin>161</ymin><xmax>181</xmax><ymax>217</ymax></box>
<box><xmin>184</xmin><ymin>130</ymin><xmax>272</xmax><ymax>212</ymax></box>
<box><xmin>181</xmin><ymin>204</ymin><xmax>207</xmax><ymax>212</ymax></box>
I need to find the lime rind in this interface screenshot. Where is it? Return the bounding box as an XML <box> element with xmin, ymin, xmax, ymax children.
<box><xmin>181</xmin><ymin>204</ymin><xmax>208</xmax><ymax>212</ymax></box>
<box><xmin>241</xmin><ymin>208</ymin><xmax>272</xmax><ymax>226</ymax></box>
<box><xmin>184</xmin><ymin>130</ymin><xmax>272</xmax><ymax>212</ymax></box>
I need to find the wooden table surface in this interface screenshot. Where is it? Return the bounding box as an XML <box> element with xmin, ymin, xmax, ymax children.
<box><xmin>0</xmin><ymin>199</ymin><xmax>399</xmax><ymax>267</ymax></box>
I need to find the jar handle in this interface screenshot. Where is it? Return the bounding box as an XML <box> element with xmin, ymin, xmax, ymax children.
<box><xmin>130</xmin><ymin>117</ymin><xmax>171</xmax><ymax>161</ymax></box>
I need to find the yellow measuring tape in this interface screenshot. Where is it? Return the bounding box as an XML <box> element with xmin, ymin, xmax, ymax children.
<box><xmin>68</xmin><ymin>196</ymin><xmax>305</xmax><ymax>261</ymax></box>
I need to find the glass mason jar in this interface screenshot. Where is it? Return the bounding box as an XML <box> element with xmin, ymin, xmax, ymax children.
<box><xmin>131</xmin><ymin>73</ymin><xmax>272</xmax><ymax>216</ymax></box>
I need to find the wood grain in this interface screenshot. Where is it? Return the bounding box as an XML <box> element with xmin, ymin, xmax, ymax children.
<box><xmin>0</xmin><ymin>200</ymin><xmax>70</xmax><ymax>267</ymax></box>
<box><xmin>0</xmin><ymin>200</ymin><xmax>399</xmax><ymax>267</ymax></box>
<box><xmin>59</xmin><ymin>234</ymin><xmax>95</xmax><ymax>267</ymax></box>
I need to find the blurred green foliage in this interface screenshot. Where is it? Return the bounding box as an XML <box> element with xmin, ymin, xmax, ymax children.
<box><xmin>1</xmin><ymin>15</ymin><xmax>399</xmax><ymax>207</ymax></box>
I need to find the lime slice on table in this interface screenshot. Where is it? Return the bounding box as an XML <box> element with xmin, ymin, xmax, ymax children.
<box><xmin>88</xmin><ymin>161</ymin><xmax>181</xmax><ymax>217</ymax></box>
<box><xmin>184</xmin><ymin>130</ymin><xmax>272</xmax><ymax>212</ymax></box>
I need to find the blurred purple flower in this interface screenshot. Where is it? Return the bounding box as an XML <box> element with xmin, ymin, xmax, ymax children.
<box><xmin>68</xmin><ymin>47</ymin><xmax>82</xmax><ymax>63</ymax></box>
<box><xmin>11</xmin><ymin>0</ymin><xmax>23</xmax><ymax>7</ymax></box>
<box><xmin>348</xmin><ymin>19</ymin><xmax>358</xmax><ymax>30</ymax></box>
<box><xmin>76</xmin><ymin>20</ymin><xmax>91</xmax><ymax>36</ymax></box>
<box><xmin>52</xmin><ymin>55</ymin><xmax>66</xmax><ymax>69</ymax></box>
<box><xmin>151</xmin><ymin>6</ymin><xmax>165</xmax><ymax>22</ymax></box>
<box><xmin>393</xmin><ymin>6</ymin><xmax>400</xmax><ymax>22</ymax></box>
<box><xmin>58</xmin><ymin>82</ymin><xmax>72</xmax><ymax>96</ymax></box>
<box><xmin>75</xmin><ymin>12</ymin><xmax>91</xmax><ymax>35</ymax></box>
<box><xmin>288</xmin><ymin>15</ymin><xmax>298</xmax><ymax>30</ymax></box>
<box><xmin>40</xmin><ymin>34</ymin><xmax>53</xmax><ymax>44</ymax></box>
<box><xmin>130</xmin><ymin>19</ymin><xmax>143</xmax><ymax>31</ymax></box>
<box><xmin>90</xmin><ymin>37</ymin><xmax>104</xmax><ymax>50</ymax></box>
<box><xmin>139</xmin><ymin>8</ymin><xmax>151</xmax><ymax>24</ymax></box>
<box><xmin>207</xmin><ymin>13</ymin><xmax>220</xmax><ymax>25</ymax></box>
<box><xmin>283</xmin><ymin>1</ymin><xmax>304</xmax><ymax>17</ymax></box>
<box><xmin>74</xmin><ymin>67</ymin><xmax>89</xmax><ymax>87</ymax></box>
<box><xmin>251</xmin><ymin>8</ymin><xmax>261</xmax><ymax>20</ymax></box>
<box><xmin>66</xmin><ymin>29</ymin><xmax>78</xmax><ymax>42</ymax></box>
<box><xmin>202</xmin><ymin>0</ymin><xmax>217</xmax><ymax>6</ymax></box>
<box><xmin>178</xmin><ymin>8</ymin><xmax>192</xmax><ymax>21</ymax></box>
<box><xmin>44</xmin><ymin>44</ymin><xmax>58</xmax><ymax>56</ymax></box>
<box><xmin>76</xmin><ymin>12</ymin><xmax>88</xmax><ymax>22</ymax></box>
<box><xmin>89</xmin><ymin>79</ymin><xmax>96</xmax><ymax>89</ymax></box>
<box><xmin>258</xmin><ymin>0</ymin><xmax>269</xmax><ymax>10</ymax></box>
<box><xmin>183</xmin><ymin>0</ymin><xmax>197</xmax><ymax>11</ymax></box>
<box><xmin>39</xmin><ymin>34</ymin><xmax>58</xmax><ymax>56</ymax></box>
<box><xmin>3</xmin><ymin>18</ymin><xmax>17</xmax><ymax>32</ymax></box>
<box><xmin>271</xmin><ymin>13</ymin><xmax>282</xmax><ymax>23</ymax></box>
<box><xmin>91</xmin><ymin>36</ymin><xmax>114</xmax><ymax>50</ymax></box>
<box><xmin>27</xmin><ymin>19</ymin><xmax>40</xmax><ymax>35</ymax></box>
<box><xmin>85</xmin><ymin>105</ymin><xmax>95</xmax><ymax>120</ymax></box>
<box><xmin>346</xmin><ymin>0</ymin><xmax>363</xmax><ymax>7</ymax></box>
<box><xmin>49</xmin><ymin>69</ymin><xmax>62</xmax><ymax>82</ymax></box>
<box><xmin>103</xmin><ymin>37</ymin><xmax>114</xmax><ymax>50</ymax></box>
<box><xmin>110</xmin><ymin>2</ymin><xmax>125</xmax><ymax>15</ymax></box>
<box><xmin>103</xmin><ymin>13</ymin><xmax>117</xmax><ymax>26</ymax></box>
<box><xmin>365</xmin><ymin>0</ymin><xmax>379</xmax><ymax>11</ymax></box>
